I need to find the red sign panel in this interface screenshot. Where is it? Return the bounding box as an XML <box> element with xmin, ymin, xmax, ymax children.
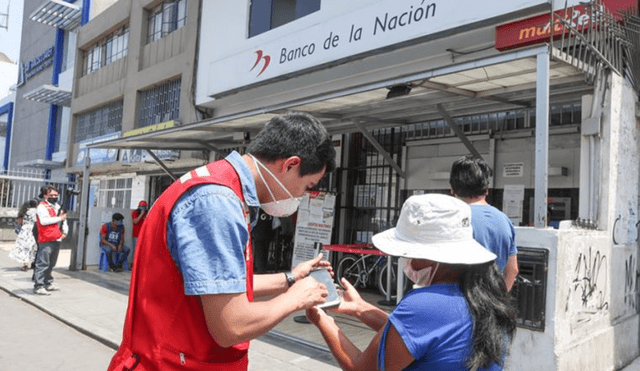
<box><xmin>495</xmin><ymin>0</ymin><xmax>636</xmax><ymax>51</ymax></box>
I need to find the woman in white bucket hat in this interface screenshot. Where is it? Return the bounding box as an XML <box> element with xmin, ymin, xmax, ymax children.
<box><xmin>306</xmin><ymin>194</ymin><xmax>516</xmax><ymax>371</ymax></box>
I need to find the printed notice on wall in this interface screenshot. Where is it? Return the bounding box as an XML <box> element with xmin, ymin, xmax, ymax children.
<box><xmin>503</xmin><ymin>162</ymin><xmax>524</xmax><ymax>178</ymax></box>
<box><xmin>291</xmin><ymin>191</ymin><xmax>336</xmax><ymax>268</ymax></box>
<box><xmin>503</xmin><ymin>184</ymin><xmax>525</xmax><ymax>225</ymax></box>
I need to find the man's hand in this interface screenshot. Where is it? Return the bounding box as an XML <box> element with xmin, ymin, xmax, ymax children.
<box><xmin>61</xmin><ymin>234</ymin><xmax>67</xmax><ymax>240</ymax></box>
<box><xmin>287</xmin><ymin>276</ymin><xmax>328</xmax><ymax>310</ymax></box>
<box><xmin>292</xmin><ymin>253</ymin><xmax>333</xmax><ymax>281</ymax></box>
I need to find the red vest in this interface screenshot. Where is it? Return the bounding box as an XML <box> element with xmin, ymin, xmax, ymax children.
<box><xmin>108</xmin><ymin>159</ymin><xmax>254</xmax><ymax>371</ymax></box>
<box><xmin>131</xmin><ymin>209</ymin><xmax>146</xmax><ymax>238</ymax></box>
<box><xmin>36</xmin><ymin>201</ymin><xmax>62</xmax><ymax>243</ymax></box>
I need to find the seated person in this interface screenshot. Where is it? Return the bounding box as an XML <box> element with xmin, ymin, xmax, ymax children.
<box><xmin>100</xmin><ymin>213</ymin><xmax>130</xmax><ymax>272</ymax></box>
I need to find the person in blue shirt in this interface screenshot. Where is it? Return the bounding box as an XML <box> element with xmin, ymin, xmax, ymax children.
<box><xmin>306</xmin><ymin>194</ymin><xmax>516</xmax><ymax>371</ymax></box>
<box><xmin>450</xmin><ymin>155</ymin><xmax>519</xmax><ymax>292</ymax></box>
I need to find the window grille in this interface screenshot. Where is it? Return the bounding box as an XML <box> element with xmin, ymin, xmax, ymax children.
<box><xmin>405</xmin><ymin>103</ymin><xmax>581</xmax><ymax>141</ymax></box>
<box><xmin>97</xmin><ymin>177</ymin><xmax>133</xmax><ymax>208</ymax></box>
<box><xmin>138</xmin><ymin>78</ymin><xmax>181</xmax><ymax>128</ymax></box>
<box><xmin>513</xmin><ymin>247</ymin><xmax>548</xmax><ymax>331</ymax></box>
<box><xmin>75</xmin><ymin>101</ymin><xmax>123</xmax><ymax>143</ymax></box>
<box><xmin>83</xmin><ymin>26</ymin><xmax>129</xmax><ymax>75</ymax></box>
<box><xmin>340</xmin><ymin>128</ymin><xmax>402</xmax><ymax>244</ymax></box>
<box><xmin>147</xmin><ymin>0</ymin><xmax>187</xmax><ymax>43</ymax></box>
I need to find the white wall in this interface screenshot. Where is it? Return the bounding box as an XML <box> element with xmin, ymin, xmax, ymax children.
<box><xmin>505</xmin><ymin>74</ymin><xmax>640</xmax><ymax>371</ymax></box>
<box><xmin>404</xmin><ymin>132</ymin><xmax>581</xmax><ymax>191</ymax></box>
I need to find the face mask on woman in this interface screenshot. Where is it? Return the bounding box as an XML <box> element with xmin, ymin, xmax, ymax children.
<box><xmin>250</xmin><ymin>154</ymin><xmax>302</xmax><ymax>217</ymax></box>
<box><xmin>402</xmin><ymin>258</ymin><xmax>439</xmax><ymax>287</ymax></box>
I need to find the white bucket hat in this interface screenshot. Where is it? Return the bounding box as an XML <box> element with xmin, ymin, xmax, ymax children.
<box><xmin>372</xmin><ymin>194</ymin><xmax>496</xmax><ymax>265</ymax></box>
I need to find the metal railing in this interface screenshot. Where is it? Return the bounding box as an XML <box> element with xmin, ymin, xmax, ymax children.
<box><xmin>554</xmin><ymin>0</ymin><xmax>634</xmax><ymax>85</ymax></box>
<box><xmin>0</xmin><ymin>168</ymin><xmax>76</xmax><ymax>211</ymax></box>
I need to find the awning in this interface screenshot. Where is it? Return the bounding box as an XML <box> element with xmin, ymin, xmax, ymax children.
<box><xmin>89</xmin><ymin>45</ymin><xmax>592</xmax><ymax>153</ymax></box>
<box><xmin>23</xmin><ymin>85</ymin><xmax>72</xmax><ymax>106</ymax></box>
<box><xmin>30</xmin><ymin>0</ymin><xmax>82</xmax><ymax>32</ymax></box>
<box><xmin>17</xmin><ymin>159</ymin><xmax>65</xmax><ymax>169</ymax></box>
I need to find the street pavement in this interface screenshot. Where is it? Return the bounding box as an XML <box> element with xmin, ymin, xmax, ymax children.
<box><xmin>0</xmin><ymin>289</ymin><xmax>115</xmax><ymax>370</ymax></box>
<box><xmin>0</xmin><ymin>242</ymin><xmax>340</xmax><ymax>371</ymax></box>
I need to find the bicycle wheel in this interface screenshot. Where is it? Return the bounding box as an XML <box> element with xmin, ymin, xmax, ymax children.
<box><xmin>377</xmin><ymin>257</ymin><xmax>409</xmax><ymax>299</ymax></box>
<box><xmin>336</xmin><ymin>254</ymin><xmax>365</xmax><ymax>289</ymax></box>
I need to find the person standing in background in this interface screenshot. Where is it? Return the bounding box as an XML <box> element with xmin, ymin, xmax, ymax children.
<box><xmin>9</xmin><ymin>199</ymin><xmax>39</xmax><ymax>271</ymax></box>
<box><xmin>131</xmin><ymin>200</ymin><xmax>148</xmax><ymax>265</ymax></box>
<box><xmin>449</xmin><ymin>155</ymin><xmax>519</xmax><ymax>292</ymax></box>
<box><xmin>33</xmin><ymin>186</ymin><xmax>68</xmax><ymax>295</ymax></box>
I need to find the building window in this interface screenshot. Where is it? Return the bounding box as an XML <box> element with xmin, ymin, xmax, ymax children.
<box><xmin>138</xmin><ymin>78</ymin><xmax>181</xmax><ymax>128</ymax></box>
<box><xmin>148</xmin><ymin>0</ymin><xmax>187</xmax><ymax>43</ymax></box>
<box><xmin>83</xmin><ymin>26</ymin><xmax>129</xmax><ymax>75</ymax></box>
<box><xmin>98</xmin><ymin>177</ymin><xmax>133</xmax><ymax>208</ymax></box>
<box><xmin>249</xmin><ymin>0</ymin><xmax>320</xmax><ymax>37</ymax></box>
<box><xmin>75</xmin><ymin>101</ymin><xmax>123</xmax><ymax>143</ymax></box>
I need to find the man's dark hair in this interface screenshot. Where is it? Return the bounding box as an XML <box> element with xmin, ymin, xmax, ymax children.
<box><xmin>112</xmin><ymin>213</ymin><xmax>125</xmax><ymax>222</ymax></box>
<box><xmin>449</xmin><ymin>155</ymin><xmax>493</xmax><ymax>197</ymax></box>
<box><xmin>43</xmin><ymin>185</ymin><xmax>59</xmax><ymax>196</ymax></box>
<box><xmin>38</xmin><ymin>185</ymin><xmax>48</xmax><ymax>199</ymax></box>
<box><xmin>247</xmin><ymin>112</ymin><xmax>336</xmax><ymax>176</ymax></box>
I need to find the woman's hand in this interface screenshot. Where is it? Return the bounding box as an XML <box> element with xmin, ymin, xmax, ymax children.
<box><xmin>305</xmin><ymin>306</ymin><xmax>333</xmax><ymax>326</ymax></box>
<box><xmin>330</xmin><ymin>278</ymin><xmax>364</xmax><ymax>317</ymax></box>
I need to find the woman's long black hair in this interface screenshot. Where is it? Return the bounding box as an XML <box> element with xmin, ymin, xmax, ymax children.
<box><xmin>18</xmin><ymin>199</ymin><xmax>38</xmax><ymax>218</ymax></box>
<box><xmin>461</xmin><ymin>262</ymin><xmax>517</xmax><ymax>370</ymax></box>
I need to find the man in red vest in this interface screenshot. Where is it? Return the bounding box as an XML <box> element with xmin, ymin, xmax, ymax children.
<box><xmin>33</xmin><ymin>185</ymin><xmax>68</xmax><ymax>295</ymax></box>
<box><xmin>108</xmin><ymin>112</ymin><xmax>336</xmax><ymax>370</ymax></box>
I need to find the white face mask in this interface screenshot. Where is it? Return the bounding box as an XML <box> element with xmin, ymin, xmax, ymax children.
<box><xmin>403</xmin><ymin>259</ymin><xmax>439</xmax><ymax>287</ymax></box>
<box><xmin>251</xmin><ymin>154</ymin><xmax>302</xmax><ymax>217</ymax></box>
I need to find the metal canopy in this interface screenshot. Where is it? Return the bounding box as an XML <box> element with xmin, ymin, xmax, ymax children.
<box><xmin>90</xmin><ymin>46</ymin><xmax>591</xmax><ymax>152</ymax></box>
<box><xmin>23</xmin><ymin>84</ymin><xmax>72</xmax><ymax>106</ymax></box>
<box><xmin>17</xmin><ymin>159</ymin><xmax>65</xmax><ymax>169</ymax></box>
<box><xmin>30</xmin><ymin>0</ymin><xmax>82</xmax><ymax>32</ymax></box>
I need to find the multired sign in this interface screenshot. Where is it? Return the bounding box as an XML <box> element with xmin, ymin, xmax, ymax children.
<box><xmin>495</xmin><ymin>0</ymin><xmax>636</xmax><ymax>51</ymax></box>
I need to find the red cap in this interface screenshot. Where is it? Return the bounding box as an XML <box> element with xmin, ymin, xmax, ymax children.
<box><xmin>138</xmin><ymin>200</ymin><xmax>148</xmax><ymax>207</ymax></box>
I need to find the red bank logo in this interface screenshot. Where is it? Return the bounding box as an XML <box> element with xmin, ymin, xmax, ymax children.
<box><xmin>251</xmin><ymin>50</ymin><xmax>270</xmax><ymax>77</ymax></box>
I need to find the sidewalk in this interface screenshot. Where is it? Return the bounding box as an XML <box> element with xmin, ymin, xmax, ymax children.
<box><xmin>0</xmin><ymin>242</ymin><xmax>347</xmax><ymax>370</ymax></box>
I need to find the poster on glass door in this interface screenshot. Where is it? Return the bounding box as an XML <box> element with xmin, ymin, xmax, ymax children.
<box><xmin>291</xmin><ymin>191</ymin><xmax>336</xmax><ymax>268</ymax></box>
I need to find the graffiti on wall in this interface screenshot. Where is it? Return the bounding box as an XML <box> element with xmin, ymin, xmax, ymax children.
<box><xmin>613</xmin><ymin>211</ymin><xmax>638</xmax><ymax>245</ymax></box>
<box><xmin>565</xmin><ymin>247</ymin><xmax>609</xmax><ymax>326</ymax></box>
<box><xmin>625</xmin><ymin>253</ymin><xmax>640</xmax><ymax>311</ymax></box>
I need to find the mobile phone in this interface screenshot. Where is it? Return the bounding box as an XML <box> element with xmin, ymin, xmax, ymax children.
<box><xmin>309</xmin><ymin>268</ymin><xmax>341</xmax><ymax>309</ymax></box>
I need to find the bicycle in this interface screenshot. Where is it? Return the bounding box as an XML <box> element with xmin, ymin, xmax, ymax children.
<box><xmin>336</xmin><ymin>253</ymin><xmax>409</xmax><ymax>299</ymax></box>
